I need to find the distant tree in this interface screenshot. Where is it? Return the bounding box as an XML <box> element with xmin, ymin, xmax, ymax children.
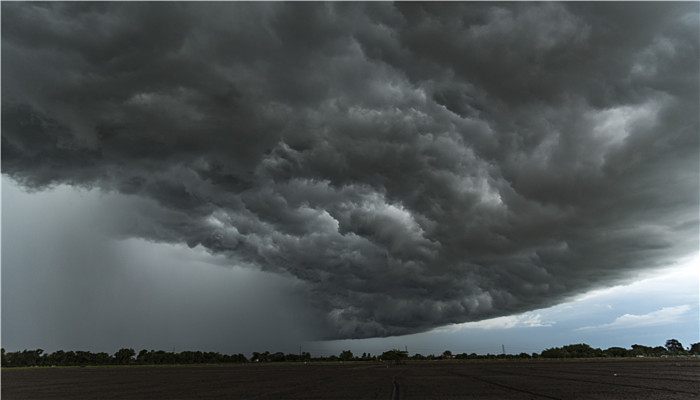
<box><xmin>251</xmin><ymin>351</ymin><xmax>271</xmax><ymax>362</ymax></box>
<box><xmin>652</xmin><ymin>346</ymin><xmax>668</xmax><ymax>356</ymax></box>
<box><xmin>114</xmin><ymin>348</ymin><xmax>136</xmax><ymax>364</ymax></box>
<box><xmin>630</xmin><ymin>344</ymin><xmax>652</xmax><ymax>357</ymax></box>
<box><xmin>603</xmin><ymin>347</ymin><xmax>629</xmax><ymax>358</ymax></box>
<box><xmin>541</xmin><ymin>344</ymin><xmax>602</xmax><ymax>358</ymax></box>
<box><xmin>541</xmin><ymin>347</ymin><xmax>563</xmax><ymax>358</ymax></box>
<box><xmin>665</xmin><ymin>339</ymin><xmax>684</xmax><ymax>354</ymax></box>
<box><xmin>689</xmin><ymin>342</ymin><xmax>700</xmax><ymax>355</ymax></box>
<box><xmin>136</xmin><ymin>349</ymin><xmax>149</xmax><ymax>363</ymax></box>
<box><xmin>270</xmin><ymin>352</ymin><xmax>286</xmax><ymax>362</ymax></box>
<box><xmin>95</xmin><ymin>352</ymin><xmax>111</xmax><ymax>364</ymax></box>
<box><xmin>339</xmin><ymin>350</ymin><xmax>354</xmax><ymax>361</ymax></box>
<box><xmin>381</xmin><ymin>349</ymin><xmax>408</xmax><ymax>364</ymax></box>
<box><xmin>442</xmin><ymin>350</ymin><xmax>453</xmax><ymax>359</ymax></box>
<box><xmin>3</xmin><ymin>349</ymin><xmax>45</xmax><ymax>367</ymax></box>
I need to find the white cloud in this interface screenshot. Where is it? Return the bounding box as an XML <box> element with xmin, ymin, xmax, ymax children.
<box><xmin>588</xmin><ymin>95</ymin><xmax>667</xmax><ymax>147</ymax></box>
<box><xmin>573</xmin><ymin>253</ymin><xmax>699</xmax><ymax>303</ymax></box>
<box><xmin>439</xmin><ymin>312</ymin><xmax>554</xmax><ymax>332</ymax></box>
<box><xmin>576</xmin><ymin>305</ymin><xmax>692</xmax><ymax>331</ymax></box>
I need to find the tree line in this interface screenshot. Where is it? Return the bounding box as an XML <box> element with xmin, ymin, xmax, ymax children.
<box><xmin>0</xmin><ymin>349</ymin><xmax>248</xmax><ymax>368</ymax></box>
<box><xmin>2</xmin><ymin>339</ymin><xmax>698</xmax><ymax>368</ymax></box>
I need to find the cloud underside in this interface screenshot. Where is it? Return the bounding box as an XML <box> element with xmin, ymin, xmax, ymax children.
<box><xmin>2</xmin><ymin>3</ymin><xmax>698</xmax><ymax>338</ymax></box>
<box><xmin>443</xmin><ymin>312</ymin><xmax>554</xmax><ymax>331</ymax></box>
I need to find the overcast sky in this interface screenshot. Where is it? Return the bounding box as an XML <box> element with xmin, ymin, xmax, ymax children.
<box><xmin>2</xmin><ymin>2</ymin><xmax>698</xmax><ymax>354</ymax></box>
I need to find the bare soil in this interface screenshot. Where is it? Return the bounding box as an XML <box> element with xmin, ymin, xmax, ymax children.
<box><xmin>2</xmin><ymin>358</ymin><xmax>699</xmax><ymax>399</ymax></box>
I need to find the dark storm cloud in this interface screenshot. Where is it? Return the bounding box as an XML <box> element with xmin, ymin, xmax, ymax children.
<box><xmin>2</xmin><ymin>2</ymin><xmax>698</xmax><ymax>338</ymax></box>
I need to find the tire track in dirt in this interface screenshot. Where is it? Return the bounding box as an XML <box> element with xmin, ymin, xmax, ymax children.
<box><xmin>449</xmin><ymin>370</ymin><xmax>563</xmax><ymax>399</ymax></box>
<box><xmin>483</xmin><ymin>368</ymin><xmax>700</xmax><ymax>396</ymax></box>
<box><xmin>389</xmin><ymin>367</ymin><xmax>408</xmax><ymax>400</ymax></box>
<box><xmin>391</xmin><ymin>377</ymin><xmax>400</xmax><ymax>400</ymax></box>
<box><xmin>242</xmin><ymin>364</ymin><xmax>386</xmax><ymax>400</ymax></box>
<box><xmin>525</xmin><ymin>367</ymin><xmax>700</xmax><ymax>384</ymax></box>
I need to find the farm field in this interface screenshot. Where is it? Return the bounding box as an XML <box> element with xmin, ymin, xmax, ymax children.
<box><xmin>2</xmin><ymin>358</ymin><xmax>699</xmax><ymax>399</ymax></box>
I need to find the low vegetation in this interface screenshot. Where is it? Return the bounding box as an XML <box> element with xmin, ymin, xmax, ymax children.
<box><xmin>2</xmin><ymin>339</ymin><xmax>698</xmax><ymax>368</ymax></box>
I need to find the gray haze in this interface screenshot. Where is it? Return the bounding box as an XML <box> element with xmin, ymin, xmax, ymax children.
<box><xmin>1</xmin><ymin>178</ymin><xmax>318</xmax><ymax>352</ymax></box>
<box><xmin>2</xmin><ymin>2</ymin><xmax>699</xmax><ymax>340</ymax></box>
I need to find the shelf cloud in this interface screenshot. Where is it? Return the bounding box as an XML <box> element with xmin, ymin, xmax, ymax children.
<box><xmin>2</xmin><ymin>2</ymin><xmax>698</xmax><ymax>338</ymax></box>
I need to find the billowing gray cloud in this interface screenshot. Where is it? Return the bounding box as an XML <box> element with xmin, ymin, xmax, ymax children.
<box><xmin>2</xmin><ymin>2</ymin><xmax>698</xmax><ymax>339</ymax></box>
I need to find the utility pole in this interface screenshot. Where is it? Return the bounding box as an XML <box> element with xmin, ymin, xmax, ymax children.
<box><xmin>405</xmin><ymin>345</ymin><xmax>408</xmax><ymax>354</ymax></box>
<box><xmin>501</xmin><ymin>344</ymin><xmax>505</xmax><ymax>355</ymax></box>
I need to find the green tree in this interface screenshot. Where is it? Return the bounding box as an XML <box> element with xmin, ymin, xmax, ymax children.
<box><xmin>630</xmin><ymin>344</ymin><xmax>652</xmax><ymax>357</ymax></box>
<box><xmin>652</xmin><ymin>346</ymin><xmax>668</xmax><ymax>356</ymax></box>
<box><xmin>665</xmin><ymin>339</ymin><xmax>684</xmax><ymax>354</ymax></box>
<box><xmin>381</xmin><ymin>349</ymin><xmax>408</xmax><ymax>364</ymax></box>
<box><xmin>541</xmin><ymin>343</ymin><xmax>602</xmax><ymax>358</ymax></box>
<box><xmin>339</xmin><ymin>350</ymin><xmax>354</xmax><ymax>361</ymax></box>
<box><xmin>603</xmin><ymin>347</ymin><xmax>629</xmax><ymax>357</ymax></box>
<box><xmin>114</xmin><ymin>348</ymin><xmax>135</xmax><ymax>364</ymax></box>
<box><xmin>136</xmin><ymin>349</ymin><xmax>149</xmax><ymax>363</ymax></box>
<box><xmin>690</xmin><ymin>342</ymin><xmax>700</xmax><ymax>355</ymax></box>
